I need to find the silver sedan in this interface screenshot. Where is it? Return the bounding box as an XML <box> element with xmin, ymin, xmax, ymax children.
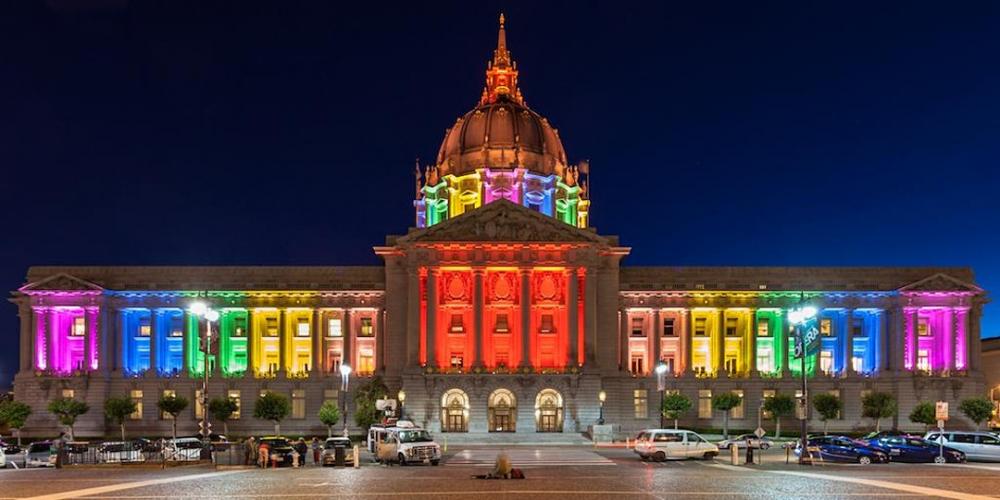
<box><xmin>717</xmin><ymin>434</ymin><xmax>774</xmax><ymax>450</ymax></box>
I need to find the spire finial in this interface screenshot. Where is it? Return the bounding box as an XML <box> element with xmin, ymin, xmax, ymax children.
<box><xmin>499</xmin><ymin>12</ymin><xmax>505</xmax><ymax>27</ymax></box>
<box><xmin>481</xmin><ymin>13</ymin><xmax>523</xmax><ymax>105</ymax></box>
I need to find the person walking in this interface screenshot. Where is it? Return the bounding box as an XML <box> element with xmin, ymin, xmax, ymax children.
<box><xmin>244</xmin><ymin>437</ymin><xmax>256</xmax><ymax>466</ymax></box>
<box><xmin>258</xmin><ymin>441</ymin><xmax>269</xmax><ymax>469</ymax></box>
<box><xmin>311</xmin><ymin>437</ymin><xmax>321</xmax><ymax>466</ymax></box>
<box><xmin>294</xmin><ymin>438</ymin><xmax>308</xmax><ymax>468</ymax></box>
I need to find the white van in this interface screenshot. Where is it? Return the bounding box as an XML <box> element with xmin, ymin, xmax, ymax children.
<box><xmin>634</xmin><ymin>429</ymin><xmax>720</xmax><ymax>461</ymax></box>
<box><xmin>370</xmin><ymin>421</ymin><xmax>441</xmax><ymax>466</ymax></box>
<box><xmin>924</xmin><ymin>431</ymin><xmax>1000</xmax><ymax>462</ymax></box>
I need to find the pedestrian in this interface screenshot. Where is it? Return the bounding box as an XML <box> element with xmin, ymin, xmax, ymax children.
<box><xmin>258</xmin><ymin>441</ymin><xmax>270</xmax><ymax>469</ymax></box>
<box><xmin>294</xmin><ymin>438</ymin><xmax>308</xmax><ymax>468</ymax></box>
<box><xmin>291</xmin><ymin>447</ymin><xmax>300</xmax><ymax>468</ymax></box>
<box><xmin>311</xmin><ymin>437</ymin><xmax>321</xmax><ymax>465</ymax></box>
<box><xmin>245</xmin><ymin>437</ymin><xmax>256</xmax><ymax>466</ymax></box>
<box><xmin>54</xmin><ymin>432</ymin><xmax>66</xmax><ymax>469</ymax></box>
<box><xmin>745</xmin><ymin>437</ymin><xmax>755</xmax><ymax>465</ymax></box>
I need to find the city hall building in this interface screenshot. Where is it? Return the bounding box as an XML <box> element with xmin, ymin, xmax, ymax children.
<box><xmin>10</xmin><ymin>17</ymin><xmax>989</xmax><ymax>439</ymax></box>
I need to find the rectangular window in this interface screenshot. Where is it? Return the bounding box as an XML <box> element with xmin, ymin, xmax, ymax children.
<box><xmin>494</xmin><ymin>313</ymin><xmax>510</xmax><ymax>333</ymax></box>
<box><xmin>328</xmin><ymin>318</ymin><xmax>343</xmax><ymax>337</ymax></box>
<box><xmin>757</xmin><ymin>319</ymin><xmax>770</xmax><ymax>337</ymax></box>
<box><xmin>358</xmin><ymin>346</ymin><xmax>375</xmax><ymax>375</ymax></box>
<box><xmin>450</xmin><ymin>314</ymin><xmax>465</xmax><ymax>333</ymax></box>
<box><xmin>634</xmin><ymin>389</ymin><xmax>648</xmax><ymax>419</ymax></box>
<box><xmin>731</xmin><ymin>390</ymin><xmax>745</xmax><ymax>419</ymax></box>
<box><xmin>917</xmin><ymin>349</ymin><xmax>931</xmax><ymax>371</ymax></box>
<box><xmin>694</xmin><ymin>317</ymin><xmax>707</xmax><ymax>336</ymax></box>
<box><xmin>195</xmin><ymin>389</ymin><xmax>204</xmax><ymax>419</ymax></box>
<box><xmin>130</xmin><ymin>390</ymin><xmax>143</xmax><ymax>420</ymax></box>
<box><xmin>820</xmin><ymin>350</ymin><xmax>834</xmax><ymax>375</ymax></box>
<box><xmin>852</xmin><ymin>356</ymin><xmax>864</xmax><ymax>373</ymax></box>
<box><xmin>631</xmin><ymin>317</ymin><xmax>645</xmax><ymax>337</ymax></box>
<box><xmin>139</xmin><ymin>317</ymin><xmax>151</xmax><ymax>337</ymax></box>
<box><xmin>169</xmin><ymin>316</ymin><xmax>184</xmax><ymax>337</ymax></box>
<box><xmin>698</xmin><ymin>390</ymin><xmax>712</xmax><ymax>419</ymax></box>
<box><xmin>61</xmin><ymin>389</ymin><xmax>75</xmax><ymax>399</ymax></box>
<box><xmin>917</xmin><ymin>318</ymin><xmax>930</xmax><ymax>337</ymax></box>
<box><xmin>360</xmin><ymin>317</ymin><xmax>374</xmax><ymax>337</ymax></box>
<box><xmin>450</xmin><ymin>353</ymin><xmax>464</xmax><ymax>369</ymax></box>
<box><xmin>296</xmin><ymin>319</ymin><xmax>310</xmax><ymax>337</ymax></box>
<box><xmin>323</xmin><ymin>389</ymin><xmax>339</xmax><ymax>406</ymax></box>
<box><xmin>724</xmin><ymin>355</ymin><xmax>738</xmax><ymax>375</ymax></box>
<box><xmin>233</xmin><ymin>316</ymin><xmax>247</xmax><ymax>337</ymax></box>
<box><xmin>292</xmin><ymin>390</ymin><xmax>306</xmax><ymax>419</ymax></box>
<box><xmin>756</xmin><ymin>347</ymin><xmax>773</xmax><ymax>373</ymax></box>
<box><xmin>265</xmin><ymin>317</ymin><xmax>279</xmax><ymax>337</ymax></box>
<box><xmin>630</xmin><ymin>353</ymin><xmax>645</xmax><ymax>374</ymax></box>
<box><xmin>761</xmin><ymin>390</ymin><xmax>776</xmax><ymax>419</ymax></box>
<box><xmin>71</xmin><ymin>316</ymin><xmax>86</xmax><ymax>337</ymax></box>
<box><xmin>852</xmin><ymin>317</ymin><xmax>864</xmax><ymax>337</ymax></box>
<box><xmin>161</xmin><ymin>390</ymin><xmax>176</xmax><ymax>419</ymax></box>
<box><xmin>228</xmin><ymin>390</ymin><xmax>241</xmax><ymax>420</ymax></box>
<box><xmin>820</xmin><ymin>318</ymin><xmax>832</xmax><ymax>336</ymax></box>
<box><xmin>540</xmin><ymin>314</ymin><xmax>555</xmax><ymax>334</ymax></box>
<box><xmin>725</xmin><ymin>317</ymin><xmax>738</xmax><ymax>337</ymax></box>
<box><xmin>663</xmin><ymin>319</ymin><xmax>675</xmax><ymax>337</ymax></box>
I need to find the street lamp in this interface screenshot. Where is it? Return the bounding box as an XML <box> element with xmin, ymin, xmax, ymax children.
<box><xmin>598</xmin><ymin>390</ymin><xmax>606</xmax><ymax>425</ymax></box>
<box><xmin>340</xmin><ymin>363</ymin><xmax>352</xmax><ymax>436</ymax></box>
<box><xmin>397</xmin><ymin>389</ymin><xmax>406</xmax><ymax>419</ymax></box>
<box><xmin>189</xmin><ymin>301</ymin><xmax>218</xmax><ymax>459</ymax></box>
<box><xmin>788</xmin><ymin>302</ymin><xmax>818</xmax><ymax>464</ymax></box>
<box><xmin>655</xmin><ymin>361</ymin><xmax>668</xmax><ymax>429</ymax></box>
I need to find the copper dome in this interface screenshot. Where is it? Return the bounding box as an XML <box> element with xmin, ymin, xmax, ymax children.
<box><xmin>436</xmin><ymin>96</ymin><xmax>567</xmax><ymax>178</ymax></box>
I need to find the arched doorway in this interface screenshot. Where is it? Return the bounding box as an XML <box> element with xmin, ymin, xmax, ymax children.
<box><xmin>488</xmin><ymin>389</ymin><xmax>517</xmax><ymax>432</ymax></box>
<box><xmin>440</xmin><ymin>389</ymin><xmax>469</xmax><ymax>432</ymax></box>
<box><xmin>535</xmin><ymin>388</ymin><xmax>563</xmax><ymax>432</ymax></box>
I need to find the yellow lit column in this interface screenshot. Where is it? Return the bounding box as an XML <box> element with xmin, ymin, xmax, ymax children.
<box><xmin>279</xmin><ymin>308</ymin><xmax>287</xmax><ymax>374</ymax></box>
<box><xmin>313</xmin><ymin>309</ymin><xmax>323</xmax><ymax>375</ymax></box>
<box><xmin>683</xmin><ymin>309</ymin><xmax>692</xmax><ymax>374</ymax></box>
<box><xmin>747</xmin><ymin>309</ymin><xmax>756</xmax><ymax>376</ymax></box>
<box><xmin>245</xmin><ymin>310</ymin><xmax>255</xmax><ymax>378</ymax></box>
<box><xmin>344</xmin><ymin>309</ymin><xmax>353</xmax><ymax>371</ymax></box>
<box><xmin>715</xmin><ymin>310</ymin><xmax>725</xmax><ymax>376</ymax></box>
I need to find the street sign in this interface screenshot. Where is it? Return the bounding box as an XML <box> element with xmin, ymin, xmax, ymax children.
<box><xmin>937</xmin><ymin>419</ymin><xmax>945</xmax><ymax>429</ymax></box>
<box><xmin>936</xmin><ymin>401</ymin><xmax>949</xmax><ymax>421</ymax></box>
<box><xmin>199</xmin><ymin>421</ymin><xmax>213</xmax><ymax>437</ymax></box>
<box><xmin>754</xmin><ymin>427</ymin><xmax>766</xmax><ymax>439</ymax></box>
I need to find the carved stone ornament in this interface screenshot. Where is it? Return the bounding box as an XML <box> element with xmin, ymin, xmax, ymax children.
<box><xmin>899</xmin><ymin>273</ymin><xmax>983</xmax><ymax>293</ymax></box>
<box><xmin>20</xmin><ymin>273</ymin><xmax>104</xmax><ymax>293</ymax></box>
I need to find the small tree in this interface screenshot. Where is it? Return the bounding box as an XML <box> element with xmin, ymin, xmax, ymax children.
<box><xmin>908</xmin><ymin>402</ymin><xmax>937</xmax><ymax>432</ymax></box>
<box><xmin>104</xmin><ymin>396</ymin><xmax>138</xmax><ymax>442</ymax></box>
<box><xmin>959</xmin><ymin>398</ymin><xmax>994</xmax><ymax>430</ymax></box>
<box><xmin>661</xmin><ymin>392</ymin><xmax>692</xmax><ymax>429</ymax></box>
<box><xmin>254</xmin><ymin>392</ymin><xmax>291</xmax><ymax>435</ymax></box>
<box><xmin>157</xmin><ymin>395</ymin><xmax>189</xmax><ymax>440</ymax></box>
<box><xmin>763</xmin><ymin>393</ymin><xmax>796</xmax><ymax>439</ymax></box>
<box><xmin>353</xmin><ymin>376</ymin><xmax>389</xmax><ymax>432</ymax></box>
<box><xmin>0</xmin><ymin>400</ymin><xmax>32</xmax><ymax>446</ymax></box>
<box><xmin>712</xmin><ymin>392</ymin><xmax>743</xmax><ymax>440</ymax></box>
<box><xmin>812</xmin><ymin>393</ymin><xmax>843</xmax><ymax>435</ymax></box>
<box><xmin>861</xmin><ymin>391</ymin><xmax>897</xmax><ymax>432</ymax></box>
<box><xmin>47</xmin><ymin>397</ymin><xmax>90</xmax><ymax>440</ymax></box>
<box><xmin>318</xmin><ymin>401</ymin><xmax>341</xmax><ymax>437</ymax></box>
<box><xmin>208</xmin><ymin>397</ymin><xmax>239</xmax><ymax>436</ymax></box>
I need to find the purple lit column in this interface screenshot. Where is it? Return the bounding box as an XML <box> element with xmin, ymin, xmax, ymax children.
<box><xmin>47</xmin><ymin>308</ymin><xmax>59</xmax><ymax>372</ymax></box>
<box><xmin>903</xmin><ymin>308</ymin><xmax>916</xmax><ymax>371</ymax></box>
<box><xmin>954</xmin><ymin>308</ymin><xmax>968</xmax><ymax>371</ymax></box>
<box><xmin>86</xmin><ymin>307</ymin><xmax>100</xmax><ymax>371</ymax></box>
<box><xmin>33</xmin><ymin>307</ymin><xmax>47</xmax><ymax>370</ymax></box>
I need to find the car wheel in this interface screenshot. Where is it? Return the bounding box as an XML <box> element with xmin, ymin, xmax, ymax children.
<box><xmin>431</xmin><ymin>460</ymin><xmax>440</xmax><ymax>466</ymax></box>
<box><xmin>933</xmin><ymin>456</ymin><xmax>946</xmax><ymax>464</ymax></box>
<box><xmin>761</xmin><ymin>444</ymin><xmax>770</xmax><ymax>450</ymax></box>
<box><xmin>398</xmin><ymin>454</ymin><xmax>408</xmax><ymax>466</ymax></box>
<box><xmin>858</xmin><ymin>456</ymin><xmax>872</xmax><ymax>465</ymax></box>
<box><xmin>654</xmin><ymin>451</ymin><xmax>666</xmax><ymax>462</ymax></box>
<box><xmin>703</xmin><ymin>452</ymin><xmax>717</xmax><ymax>460</ymax></box>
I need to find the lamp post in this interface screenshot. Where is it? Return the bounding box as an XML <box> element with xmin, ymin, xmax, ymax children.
<box><xmin>788</xmin><ymin>303</ymin><xmax>818</xmax><ymax>465</ymax></box>
<box><xmin>655</xmin><ymin>361</ymin><xmax>668</xmax><ymax>429</ymax></box>
<box><xmin>189</xmin><ymin>302</ymin><xmax>218</xmax><ymax>460</ymax></box>
<box><xmin>397</xmin><ymin>389</ymin><xmax>406</xmax><ymax>419</ymax></box>
<box><xmin>598</xmin><ymin>390</ymin><xmax>606</xmax><ymax>425</ymax></box>
<box><xmin>340</xmin><ymin>364</ymin><xmax>352</xmax><ymax>437</ymax></box>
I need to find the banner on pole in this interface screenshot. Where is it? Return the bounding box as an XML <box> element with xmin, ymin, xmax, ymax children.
<box><xmin>793</xmin><ymin>316</ymin><xmax>820</xmax><ymax>359</ymax></box>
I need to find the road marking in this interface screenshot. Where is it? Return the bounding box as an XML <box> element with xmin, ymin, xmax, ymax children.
<box><xmin>708</xmin><ymin>463</ymin><xmax>994</xmax><ymax>500</ymax></box>
<box><xmin>942</xmin><ymin>463</ymin><xmax>1000</xmax><ymax>472</ymax></box>
<box><xmin>21</xmin><ymin>469</ymin><xmax>250</xmax><ymax>500</ymax></box>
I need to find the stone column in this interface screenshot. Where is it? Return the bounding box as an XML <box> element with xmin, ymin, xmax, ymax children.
<box><xmin>18</xmin><ymin>302</ymin><xmax>30</xmax><ymax>372</ymax></box>
<box><xmin>567</xmin><ymin>269</ymin><xmax>579</xmax><ymax>367</ymax></box>
<box><xmin>245</xmin><ymin>309</ymin><xmax>255</xmax><ymax>378</ymax></box>
<box><xmin>119</xmin><ymin>309</ymin><xmax>128</xmax><ymax>374</ymax></box>
<box><xmin>344</xmin><ymin>309</ymin><xmax>354</xmax><ymax>371</ymax></box>
<box><xmin>650</xmin><ymin>309</ymin><xmax>660</xmax><ymax>369</ymax></box>
<box><xmin>715</xmin><ymin>309</ymin><xmax>725</xmax><ymax>375</ymax></box>
<box><xmin>378</xmin><ymin>308</ymin><xmax>386</xmax><ymax>371</ymax></box>
<box><xmin>32</xmin><ymin>307</ymin><xmax>46</xmax><ymax>371</ymax></box>
<box><xmin>583</xmin><ymin>268</ymin><xmax>598</xmax><ymax>364</ymax></box>
<box><xmin>279</xmin><ymin>308</ymin><xmax>287</xmax><ymax>374</ymax></box>
<box><xmin>748</xmin><ymin>309</ymin><xmax>757</xmax><ymax>376</ymax></box>
<box><xmin>149</xmin><ymin>309</ymin><xmax>159</xmax><ymax>375</ymax></box>
<box><xmin>878</xmin><ymin>309</ymin><xmax>889</xmax><ymax>373</ymax></box>
<box><xmin>85</xmin><ymin>306</ymin><xmax>99</xmax><ymax>372</ymax></box>
<box><xmin>473</xmin><ymin>269</ymin><xmax>485</xmax><ymax>368</ymax></box>
<box><xmin>781</xmin><ymin>309</ymin><xmax>791</xmax><ymax>377</ymax></box>
<box><xmin>619</xmin><ymin>310</ymin><xmax>629</xmax><ymax>371</ymax></box>
<box><xmin>312</xmin><ymin>309</ymin><xmax>323</xmax><ymax>375</ymax></box>
<box><xmin>426</xmin><ymin>272</ymin><xmax>438</xmax><ymax>368</ymax></box>
<box><xmin>907</xmin><ymin>308</ymin><xmax>918</xmax><ymax>371</ymax></box>
<box><xmin>683</xmin><ymin>309</ymin><xmax>692</xmax><ymax>374</ymax></box>
<box><xmin>519</xmin><ymin>269</ymin><xmax>531</xmax><ymax>369</ymax></box>
<box><xmin>47</xmin><ymin>308</ymin><xmax>58</xmax><ymax>373</ymax></box>
<box><xmin>843</xmin><ymin>309</ymin><xmax>854</xmax><ymax>376</ymax></box>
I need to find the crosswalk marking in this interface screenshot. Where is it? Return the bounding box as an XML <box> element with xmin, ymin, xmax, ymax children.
<box><xmin>445</xmin><ymin>448</ymin><xmax>616</xmax><ymax>467</ymax></box>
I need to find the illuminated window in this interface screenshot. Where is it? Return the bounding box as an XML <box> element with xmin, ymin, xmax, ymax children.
<box><xmin>757</xmin><ymin>319</ymin><xmax>770</xmax><ymax>337</ymax></box>
<box><xmin>71</xmin><ymin>316</ymin><xmax>86</xmax><ymax>337</ymax></box>
<box><xmin>130</xmin><ymin>390</ymin><xmax>143</xmax><ymax>420</ymax></box>
<box><xmin>228</xmin><ymin>390</ymin><xmax>241</xmax><ymax>420</ymax></box>
<box><xmin>852</xmin><ymin>317</ymin><xmax>864</xmax><ymax>337</ymax></box>
<box><xmin>724</xmin><ymin>356</ymin><xmax>737</xmax><ymax>375</ymax></box>
<box><xmin>917</xmin><ymin>318</ymin><xmax>930</xmax><ymax>337</ymax></box>
<box><xmin>62</xmin><ymin>389</ymin><xmax>75</xmax><ymax>399</ymax></box>
<box><xmin>661</xmin><ymin>356</ymin><xmax>675</xmax><ymax>373</ymax></box>
<box><xmin>450</xmin><ymin>314</ymin><xmax>465</xmax><ymax>333</ymax></box>
<box><xmin>694</xmin><ymin>318</ymin><xmax>707</xmax><ymax>336</ymax></box>
<box><xmin>630</xmin><ymin>353</ymin><xmax>645</xmax><ymax>374</ymax></box>
<box><xmin>195</xmin><ymin>389</ymin><xmax>204</xmax><ymax>419</ymax></box>
<box><xmin>358</xmin><ymin>347</ymin><xmax>375</xmax><ymax>375</ymax></box>
<box><xmin>139</xmin><ymin>317</ymin><xmax>151</xmax><ymax>337</ymax></box>
<box><xmin>698</xmin><ymin>390</ymin><xmax>712</xmax><ymax>419</ymax></box>
<box><xmin>169</xmin><ymin>316</ymin><xmax>184</xmax><ymax>337</ymax></box>
<box><xmin>360</xmin><ymin>317</ymin><xmax>374</xmax><ymax>337</ymax></box>
<box><xmin>161</xmin><ymin>390</ymin><xmax>176</xmax><ymax>419</ymax></box>
<box><xmin>265</xmin><ymin>317</ymin><xmax>279</xmax><ymax>337</ymax></box>
<box><xmin>725</xmin><ymin>317</ymin><xmax>738</xmax><ymax>337</ymax></box>
<box><xmin>663</xmin><ymin>319</ymin><xmax>675</xmax><ymax>337</ymax></box>
<box><xmin>233</xmin><ymin>317</ymin><xmax>247</xmax><ymax>337</ymax></box>
<box><xmin>631</xmin><ymin>317</ymin><xmax>645</xmax><ymax>337</ymax></box>
<box><xmin>494</xmin><ymin>313</ymin><xmax>510</xmax><ymax>333</ymax></box>
<box><xmin>852</xmin><ymin>356</ymin><xmax>864</xmax><ymax>373</ymax></box>
<box><xmin>820</xmin><ymin>350</ymin><xmax>834</xmax><ymax>375</ymax></box>
<box><xmin>761</xmin><ymin>390</ymin><xmax>776</xmax><ymax>419</ymax></box>
<box><xmin>326</xmin><ymin>318</ymin><xmax>342</xmax><ymax>337</ymax></box>
<box><xmin>292</xmin><ymin>390</ymin><xmax>306</xmax><ymax>419</ymax></box>
<box><xmin>917</xmin><ymin>349</ymin><xmax>930</xmax><ymax>371</ymax></box>
<box><xmin>756</xmin><ymin>346</ymin><xmax>773</xmax><ymax>373</ymax></box>
<box><xmin>820</xmin><ymin>318</ymin><xmax>832</xmax><ymax>336</ymax></box>
<box><xmin>296</xmin><ymin>319</ymin><xmax>310</xmax><ymax>337</ymax></box>
<box><xmin>731</xmin><ymin>390</ymin><xmax>745</xmax><ymax>419</ymax></box>
<box><xmin>634</xmin><ymin>389</ymin><xmax>648</xmax><ymax>419</ymax></box>
<box><xmin>323</xmin><ymin>389</ymin><xmax>339</xmax><ymax>406</ymax></box>
<box><xmin>540</xmin><ymin>314</ymin><xmax>555</xmax><ymax>334</ymax></box>
<box><xmin>450</xmin><ymin>353</ymin><xmax>464</xmax><ymax>369</ymax></box>
<box><xmin>326</xmin><ymin>349</ymin><xmax>342</xmax><ymax>373</ymax></box>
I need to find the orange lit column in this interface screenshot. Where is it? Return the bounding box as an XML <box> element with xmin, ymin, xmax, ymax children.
<box><xmin>682</xmin><ymin>309</ymin><xmax>692</xmax><ymax>374</ymax></box>
<box><xmin>312</xmin><ymin>309</ymin><xmax>323</xmax><ymax>375</ymax></box>
<box><xmin>519</xmin><ymin>269</ymin><xmax>531</xmax><ymax>369</ymax></box>
<box><xmin>473</xmin><ymin>269</ymin><xmax>484</xmax><ymax>368</ymax></box>
<box><xmin>619</xmin><ymin>311</ymin><xmax>628</xmax><ymax>370</ymax></box>
<box><xmin>652</xmin><ymin>309</ymin><xmax>661</xmax><ymax>367</ymax></box>
<box><xmin>427</xmin><ymin>271</ymin><xmax>438</xmax><ymax>368</ymax></box>
<box><xmin>567</xmin><ymin>269</ymin><xmax>578</xmax><ymax>367</ymax></box>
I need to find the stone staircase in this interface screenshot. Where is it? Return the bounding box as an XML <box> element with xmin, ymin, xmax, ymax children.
<box><xmin>435</xmin><ymin>432</ymin><xmax>593</xmax><ymax>446</ymax></box>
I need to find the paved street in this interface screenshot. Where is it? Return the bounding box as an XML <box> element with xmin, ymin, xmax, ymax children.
<box><xmin>3</xmin><ymin>447</ymin><xmax>1000</xmax><ymax>499</ymax></box>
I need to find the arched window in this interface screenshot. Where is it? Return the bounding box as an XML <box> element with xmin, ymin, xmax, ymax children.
<box><xmin>488</xmin><ymin>389</ymin><xmax>517</xmax><ymax>432</ymax></box>
<box><xmin>535</xmin><ymin>388</ymin><xmax>563</xmax><ymax>432</ymax></box>
<box><xmin>440</xmin><ymin>388</ymin><xmax>469</xmax><ymax>432</ymax></box>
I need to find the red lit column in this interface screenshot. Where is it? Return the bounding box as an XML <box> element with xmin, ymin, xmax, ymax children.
<box><xmin>427</xmin><ymin>272</ymin><xmax>438</xmax><ymax>368</ymax></box>
<box><xmin>473</xmin><ymin>269</ymin><xmax>485</xmax><ymax>368</ymax></box>
<box><xmin>343</xmin><ymin>309</ymin><xmax>353</xmax><ymax>371</ymax></box>
<box><xmin>519</xmin><ymin>269</ymin><xmax>531</xmax><ymax>369</ymax></box>
<box><xmin>652</xmin><ymin>309</ymin><xmax>661</xmax><ymax>367</ymax></box>
<box><xmin>567</xmin><ymin>269</ymin><xmax>578</xmax><ymax>367</ymax></box>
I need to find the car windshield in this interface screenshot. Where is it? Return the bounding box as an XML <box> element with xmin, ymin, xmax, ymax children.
<box><xmin>325</xmin><ymin>440</ymin><xmax>350</xmax><ymax>449</ymax></box>
<box><xmin>174</xmin><ymin>440</ymin><xmax>202</xmax><ymax>450</ymax></box>
<box><xmin>397</xmin><ymin>430</ymin><xmax>432</xmax><ymax>443</ymax></box>
<box><xmin>262</xmin><ymin>439</ymin><xmax>290</xmax><ymax>448</ymax></box>
<box><xmin>28</xmin><ymin>443</ymin><xmax>50</xmax><ymax>453</ymax></box>
<box><xmin>636</xmin><ymin>432</ymin><xmax>650</xmax><ymax>441</ymax></box>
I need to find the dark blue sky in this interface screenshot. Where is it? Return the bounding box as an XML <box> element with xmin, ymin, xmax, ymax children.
<box><xmin>2</xmin><ymin>1</ymin><xmax>999</xmax><ymax>387</ymax></box>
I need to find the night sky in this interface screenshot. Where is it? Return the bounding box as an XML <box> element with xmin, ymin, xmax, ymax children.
<box><xmin>2</xmin><ymin>1</ymin><xmax>999</xmax><ymax>388</ymax></box>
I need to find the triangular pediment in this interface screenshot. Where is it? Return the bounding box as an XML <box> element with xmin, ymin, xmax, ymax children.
<box><xmin>898</xmin><ymin>273</ymin><xmax>982</xmax><ymax>293</ymax></box>
<box><xmin>398</xmin><ymin>199</ymin><xmax>607</xmax><ymax>244</ymax></box>
<box><xmin>19</xmin><ymin>273</ymin><xmax>104</xmax><ymax>293</ymax></box>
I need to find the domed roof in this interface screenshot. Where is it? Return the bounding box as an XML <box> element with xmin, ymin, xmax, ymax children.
<box><xmin>436</xmin><ymin>96</ymin><xmax>567</xmax><ymax>178</ymax></box>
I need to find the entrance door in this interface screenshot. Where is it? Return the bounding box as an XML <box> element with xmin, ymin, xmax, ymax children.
<box><xmin>539</xmin><ymin>411</ymin><xmax>560</xmax><ymax>432</ymax></box>
<box><xmin>535</xmin><ymin>389</ymin><xmax>563</xmax><ymax>433</ymax></box>
<box><xmin>488</xmin><ymin>389</ymin><xmax>517</xmax><ymax>432</ymax></box>
<box><xmin>440</xmin><ymin>389</ymin><xmax>469</xmax><ymax>432</ymax></box>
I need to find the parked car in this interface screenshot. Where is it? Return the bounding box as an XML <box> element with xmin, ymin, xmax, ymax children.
<box><xmin>0</xmin><ymin>442</ymin><xmax>23</xmax><ymax>468</ymax></box>
<box><xmin>163</xmin><ymin>438</ymin><xmax>204</xmax><ymax>461</ymax></box>
<box><xmin>258</xmin><ymin>436</ymin><xmax>295</xmax><ymax>467</ymax></box>
<box><xmin>634</xmin><ymin>429</ymin><xmax>720</xmax><ymax>461</ymax></box>
<box><xmin>97</xmin><ymin>441</ymin><xmax>144</xmax><ymax>463</ymax></box>
<box><xmin>865</xmin><ymin>435</ymin><xmax>966</xmax><ymax>463</ymax></box>
<box><xmin>321</xmin><ymin>437</ymin><xmax>355</xmax><ymax>466</ymax></box>
<box><xmin>717</xmin><ymin>434</ymin><xmax>774</xmax><ymax>450</ymax></box>
<box><xmin>794</xmin><ymin>436</ymin><xmax>889</xmax><ymax>465</ymax></box>
<box><xmin>25</xmin><ymin>441</ymin><xmax>55</xmax><ymax>468</ymax></box>
<box><xmin>924</xmin><ymin>431</ymin><xmax>1000</xmax><ymax>462</ymax></box>
<box><xmin>862</xmin><ymin>430</ymin><xmax>918</xmax><ymax>440</ymax></box>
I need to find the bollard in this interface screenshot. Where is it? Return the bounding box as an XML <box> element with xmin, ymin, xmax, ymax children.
<box><xmin>353</xmin><ymin>445</ymin><xmax>360</xmax><ymax>469</ymax></box>
<box><xmin>443</xmin><ymin>436</ymin><xmax>448</xmax><ymax>453</ymax></box>
<box><xmin>785</xmin><ymin>445</ymin><xmax>791</xmax><ymax>464</ymax></box>
<box><xmin>730</xmin><ymin>444</ymin><xmax>739</xmax><ymax>465</ymax></box>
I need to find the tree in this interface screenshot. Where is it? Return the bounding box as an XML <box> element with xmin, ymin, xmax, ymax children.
<box><xmin>908</xmin><ymin>402</ymin><xmax>937</xmax><ymax>432</ymax></box>
<box><xmin>959</xmin><ymin>398</ymin><xmax>994</xmax><ymax>430</ymax></box>
<box><xmin>661</xmin><ymin>392</ymin><xmax>692</xmax><ymax>430</ymax></box>
<box><xmin>812</xmin><ymin>393</ymin><xmax>844</xmax><ymax>435</ymax></box>
<box><xmin>762</xmin><ymin>393</ymin><xmax>796</xmax><ymax>439</ymax></box>
<box><xmin>0</xmin><ymin>400</ymin><xmax>32</xmax><ymax>446</ymax></box>
<box><xmin>712</xmin><ymin>392</ymin><xmax>743</xmax><ymax>440</ymax></box>
<box><xmin>47</xmin><ymin>397</ymin><xmax>89</xmax><ymax>440</ymax></box>
<box><xmin>208</xmin><ymin>397</ymin><xmax>239</xmax><ymax>436</ymax></box>
<box><xmin>253</xmin><ymin>392</ymin><xmax>291</xmax><ymax>435</ymax></box>
<box><xmin>353</xmin><ymin>376</ymin><xmax>389</xmax><ymax>432</ymax></box>
<box><xmin>318</xmin><ymin>401</ymin><xmax>341</xmax><ymax>437</ymax></box>
<box><xmin>157</xmin><ymin>395</ymin><xmax>189</xmax><ymax>440</ymax></box>
<box><xmin>861</xmin><ymin>392</ymin><xmax>897</xmax><ymax>432</ymax></box>
<box><xmin>104</xmin><ymin>396</ymin><xmax>137</xmax><ymax>442</ymax></box>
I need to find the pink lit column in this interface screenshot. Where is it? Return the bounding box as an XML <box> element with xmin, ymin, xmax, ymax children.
<box><xmin>86</xmin><ymin>306</ymin><xmax>100</xmax><ymax>371</ymax></box>
<box><xmin>33</xmin><ymin>307</ymin><xmax>47</xmax><ymax>370</ymax></box>
<box><xmin>954</xmin><ymin>308</ymin><xmax>969</xmax><ymax>370</ymax></box>
<box><xmin>903</xmin><ymin>308</ymin><xmax>917</xmax><ymax>370</ymax></box>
